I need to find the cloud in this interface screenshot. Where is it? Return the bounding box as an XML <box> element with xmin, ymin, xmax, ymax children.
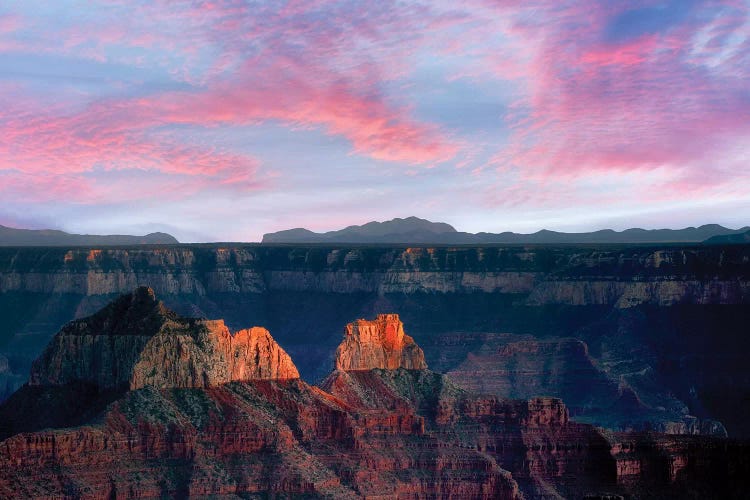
<box><xmin>0</xmin><ymin>0</ymin><xmax>460</xmax><ymax>206</ymax></box>
<box><xmin>478</xmin><ymin>0</ymin><xmax>750</xmax><ymax>185</ymax></box>
<box><xmin>0</xmin><ymin>169</ymin><xmax>97</xmax><ymax>203</ymax></box>
<box><xmin>1</xmin><ymin>0</ymin><xmax>748</xmax><ymax>237</ymax></box>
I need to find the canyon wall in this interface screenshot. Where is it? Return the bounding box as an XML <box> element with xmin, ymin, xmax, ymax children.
<box><xmin>1</xmin><ymin>244</ymin><xmax>749</xmax><ymax>437</ymax></box>
<box><xmin>2</xmin><ymin>296</ymin><xmax>747</xmax><ymax>499</ymax></box>
<box><xmin>1</xmin><ymin>245</ymin><xmax>748</xmax><ymax>299</ymax></box>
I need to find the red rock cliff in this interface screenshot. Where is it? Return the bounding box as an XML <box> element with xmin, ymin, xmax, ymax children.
<box><xmin>31</xmin><ymin>287</ymin><xmax>299</xmax><ymax>391</ymax></box>
<box><xmin>130</xmin><ymin>322</ymin><xmax>299</xmax><ymax>389</ymax></box>
<box><xmin>2</xmin><ymin>294</ymin><xmax>748</xmax><ymax>499</ymax></box>
<box><xmin>334</xmin><ymin>313</ymin><xmax>427</xmax><ymax>371</ymax></box>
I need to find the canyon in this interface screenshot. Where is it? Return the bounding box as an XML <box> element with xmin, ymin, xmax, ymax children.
<box><xmin>1</xmin><ymin>289</ymin><xmax>747</xmax><ymax>498</ymax></box>
<box><xmin>0</xmin><ymin>244</ymin><xmax>748</xmax><ymax>441</ymax></box>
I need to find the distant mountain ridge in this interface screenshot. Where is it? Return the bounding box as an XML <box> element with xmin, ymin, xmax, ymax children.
<box><xmin>263</xmin><ymin>216</ymin><xmax>457</xmax><ymax>244</ymax></box>
<box><xmin>262</xmin><ymin>217</ymin><xmax>750</xmax><ymax>244</ymax></box>
<box><xmin>704</xmin><ymin>230</ymin><xmax>750</xmax><ymax>245</ymax></box>
<box><xmin>0</xmin><ymin>225</ymin><xmax>178</xmax><ymax>246</ymax></box>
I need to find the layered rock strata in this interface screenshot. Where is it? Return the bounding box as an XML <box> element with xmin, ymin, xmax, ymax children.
<box><xmin>435</xmin><ymin>333</ymin><xmax>727</xmax><ymax>436</ymax></box>
<box><xmin>1</xmin><ymin>244</ymin><xmax>750</xmax><ymax>438</ymax></box>
<box><xmin>335</xmin><ymin>314</ymin><xmax>427</xmax><ymax>371</ymax></box>
<box><xmin>0</xmin><ymin>292</ymin><xmax>748</xmax><ymax>498</ymax></box>
<box><xmin>0</xmin><ymin>245</ymin><xmax>747</xmax><ymax>304</ymax></box>
<box><xmin>30</xmin><ymin>286</ymin><xmax>298</xmax><ymax>391</ymax></box>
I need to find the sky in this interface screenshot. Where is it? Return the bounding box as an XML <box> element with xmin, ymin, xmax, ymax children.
<box><xmin>0</xmin><ymin>0</ymin><xmax>748</xmax><ymax>241</ymax></box>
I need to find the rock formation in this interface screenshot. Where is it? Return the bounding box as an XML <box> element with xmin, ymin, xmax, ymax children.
<box><xmin>0</xmin><ymin>292</ymin><xmax>748</xmax><ymax>498</ymax></box>
<box><xmin>334</xmin><ymin>314</ymin><xmax>427</xmax><ymax>371</ymax></box>
<box><xmin>30</xmin><ymin>286</ymin><xmax>298</xmax><ymax>391</ymax></box>
<box><xmin>431</xmin><ymin>333</ymin><xmax>727</xmax><ymax>436</ymax></box>
<box><xmin>3</xmin><ymin>245</ymin><xmax>748</xmax><ymax>301</ymax></box>
<box><xmin>0</xmin><ymin>355</ymin><xmax>23</xmax><ymax>401</ymax></box>
<box><xmin>1</xmin><ymin>244</ymin><xmax>749</xmax><ymax>437</ymax></box>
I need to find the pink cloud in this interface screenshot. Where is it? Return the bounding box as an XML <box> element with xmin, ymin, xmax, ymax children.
<box><xmin>477</xmin><ymin>0</ymin><xmax>750</xmax><ymax>186</ymax></box>
<box><xmin>430</xmin><ymin>0</ymin><xmax>749</xmax><ymax>213</ymax></box>
<box><xmin>0</xmin><ymin>0</ymin><xmax>460</xmax><ymax>207</ymax></box>
<box><xmin>0</xmin><ymin>55</ymin><xmax>455</xmax><ymax>194</ymax></box>
<box><xmin>580</xmin><ymin>36</ymin><xmax>659</xmax><ymax>67</ymax></box>
<box><xmin>1</xmin><ymin>0</ymin><xmax>748</xmax><ymax>217</ymax></box>
<box><xmin>0</xmin><ymin>14</ymin><xmax>20</xmax><ymax>34</ymax></box>
<box><xmin>0</xmin><ymin>170</ymin><xmax>97</xmax><ymax>204</ymax></box>
<box><xmin>0</xmin><ymin>88</ymin><xmax>263</xmax><ymax>199</ymax></box>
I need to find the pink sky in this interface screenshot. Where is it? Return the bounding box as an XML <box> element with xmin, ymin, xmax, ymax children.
<box><xmin>0</xmin><ymin>0</ymin><xmax>748</xmax><ymax>240</ymax></box>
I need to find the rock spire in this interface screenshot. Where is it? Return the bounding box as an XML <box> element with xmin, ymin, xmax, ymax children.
<box><xmin>334</xmin><ymin>313</ymin><xmax>427</xmax><ymax>371</ymax></box>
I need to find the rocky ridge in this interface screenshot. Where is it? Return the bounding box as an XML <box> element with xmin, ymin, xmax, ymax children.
<box><xmin>0</xmin><ymin>225</ymin><xmax>178</xmax><ymax>246</ymax></box>
<box><xmin>0</xmin><ymin>290</ymin><xmax>748</xmax><ymax>498</ymax></box>
<box><xmin>30</xmin><ymin>287</ymin><xmax>298</xmax><ymax>391</ymax></box>
<box><xmin>1</xmin><ymin>245</ymin><xmax>748</xmax><ymax>305</ymax></box>
<box><xmin>433</xmin><ymin>333</ymin><xmax>728</xmax><ymax>436</ymax></box>
<box><xmin>1</xmin><ymin>244</ymin><xmax>749</xmax><ymax>439</ymax></box>
<box><xmin>261</xmin><ymin>217</ymin><xmax>750</xmax><ymax>244</ymax></box>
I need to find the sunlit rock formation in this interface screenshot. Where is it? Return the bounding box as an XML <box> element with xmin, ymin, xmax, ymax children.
<box><xmin>0</xmin><ymin>290</ymin><xmax>747</xmax><ymax>498</ymax></box>
<box><xmin>30</xmin><ymin>286</ymin><xmax>298</xmax><ymax>391</ymax></box>
<box><xmin>334</xmin><ymin>314</ymin><xmax>427</xmax><ymax>371</ymax></box>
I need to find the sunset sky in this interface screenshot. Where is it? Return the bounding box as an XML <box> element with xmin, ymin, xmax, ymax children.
<box><xmin>1</xmin><ymin>0</ymin><xmax>748</xmax><ymax>241</ymax></box>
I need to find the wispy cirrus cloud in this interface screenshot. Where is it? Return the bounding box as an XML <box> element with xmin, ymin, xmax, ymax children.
<box><xmin>483</xmin><ymin>0</ymin><xmax>750</xmax><ymax>179</ymax></box>
<box><xmin>1</xmin><ymin>0</ymin><xmax>461</xmax><ymax>208</ymax></box>
<box><xmin>1</xmin><ymin>0</ymin><xmax>748</xmax><ymax>239</ymax></box>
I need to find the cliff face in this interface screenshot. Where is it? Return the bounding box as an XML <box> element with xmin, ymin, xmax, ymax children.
<box><xmin>30</xmin><ymin>287</ymin><xmax>298</xmax><ymax>392</ymax></box>
<box><xmin>129</xmin><ymin>322</ymin><xmax>300</xmax><ymax>389</ymax></box>
<box><xmin>1</xmin><ymin>293</ymin><xmax>748</xmax><ymax>499</ymax></box>
<box><xmin>0</xmin><ymin>380</ymin><xmax>527</xmax><ymax>499</ymax></box>
<box><xmin>1</xmin><ymin>244</ymin><xmax>749</xmax><ymax>438</ymax></box>
<box><xmin>0</xmin><ymin>245</ymin><xmax>748</xmax><ymax>302</ymax></box>
<box><xmin>221</xmin><ymin>327</ymin><xmax>301</xmax><ymax>381</ymax></box>
<box><xmin>434</xmin><ymin>333</ymin><xmax>727</xmax><ymax>436</ymax></box>
<box><xmin>335</xmin><ymin>314</ymin><xmax>427</xmax><ymax>371</ymax></box>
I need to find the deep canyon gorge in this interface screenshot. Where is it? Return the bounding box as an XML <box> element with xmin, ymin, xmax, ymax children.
<box><xmin>0</xmin><ymin>244</ymin><xmax>749</xmax><ymax>496</ymax></box>
<box><xmin>1</xmin><ymin>244</ymin><xmax>748</xmax><ymax>439</ymax></box>
<box><xmin>0</xmin><ymin>287</ymin><xmax>748</xmax><ymax>498</ymax></box>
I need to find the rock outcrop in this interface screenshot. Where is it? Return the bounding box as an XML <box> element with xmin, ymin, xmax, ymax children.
<box><xmin>609</xmin><ymin>432</ymin><xmax>750</xmax><ymax>498</ymax></box>
<box><xmin>431</xmin><ymin>332</ymin><xmax>727</xmax><ymax>436</ymax></box>
<box><xmin>334</xmin><ymin>314</ymin><xmax>427</xmax><ymax>371</ymax></box>
<box><xmin>2</xmin><ymin>245</ymin><xmax>748</xmax><ymax>301</ymax></box>
<box><xmin>30</xmin><ymin>287</ymin><xmax>299</xmax><ymax>391</ymax></box>
<box><xmin>0</xmin><ymin>295</ymin><xmax>748</xmax><ymax>499</ymax></box>
<box><xmin>1</xmin><ymin>244</ymin><xmax>749</xmax><ymax>438</ymax></box>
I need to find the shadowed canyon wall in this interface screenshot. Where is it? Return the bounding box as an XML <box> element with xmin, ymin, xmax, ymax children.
<box><xmin>2</xmin><ymin>294</ymin><xmax>748</xmax><ymax>499</ymax></box>
<box><xmin>1</xmin><ymin>244</ymin><xmax>749</xmax><ymax>437</ymax></box>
